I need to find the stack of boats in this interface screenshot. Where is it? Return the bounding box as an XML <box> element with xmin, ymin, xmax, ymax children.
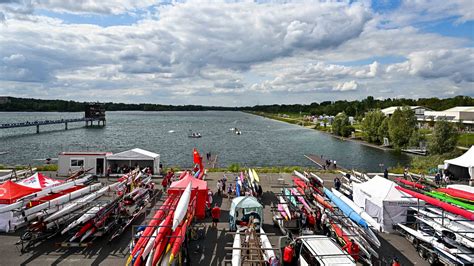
<box><xmin>393</xmin><ymin>181</ymin><xmax>474</xmax><ymax>264</ymax></box>
<box><xmin>271</xmin><ymin>170</ymin><xmax>381</xmax><ymax>265</ymax></box>
<box><xmin>128</xmin><ymin>176</ymin><xmax>198</xmax><ymax>266</ymax></box>
<box><xmin>0</xmin><ymin>169</ymin><xmax>154</xmax><ymax>251</ymax></box>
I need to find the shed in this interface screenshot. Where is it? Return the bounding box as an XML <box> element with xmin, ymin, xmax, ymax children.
<box><xmin>352</xmin><ymin>176</ymin><xmax>420</xmax><ymax>232</ymax></box>
<box><xmin>106</xmin><ymin>148</ymin><xmax>160</xmax><ymax>175</ymax></box>
<box><xmin>168</xmin><ymin>172</ymin><xmax>208</xmax><ymax>219</ymax></box>
<box><xmin>58</xmin><ymin>151</ymin><xmax>111</xmax><ymax>176</ymax></box>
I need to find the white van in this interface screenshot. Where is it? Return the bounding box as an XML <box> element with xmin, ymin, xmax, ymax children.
<box><xmin>279</xmin><ymin>235</ymin><xmax>355</xmax><ymax>266</ymax></box>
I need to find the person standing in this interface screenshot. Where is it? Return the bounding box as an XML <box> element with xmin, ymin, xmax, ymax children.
<box><xmin>384</xmin><ymin>168</ymin><xmax>389</xmax><ymax>179</ymax></box>
<box><xmin>334</xmin><ymin>177</ymin><xmax>341</xmax><ymax>191</ymax></box>
<box><xmin>217</xmin><ymin>180</ymin><xmax>222</xmax><ymax>196</ymax></box>
<box><xmin>333</xmin><ymin>160</ymin><xmax>337</xmax><ymax>169</ymax></box>
<box><xmin>343</xmin><ymin>239</ymin><xmax>360</xmax><ymax>262</ymax></box>
<box><xmin>211</xmin><ymin>204</ymin><xmax>221</xmax><ymax>227</ymax></box>
<box><xmin>283</xmin><ymin>243</ymin><xmax>295</xmax><ymax>266</ymax></box>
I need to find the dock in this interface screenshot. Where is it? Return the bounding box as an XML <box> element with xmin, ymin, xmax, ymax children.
<box><xmin>304</xmin><ymin>154</ymin><xmax>345</xmax><ymax>170</ymax></box>
<box><xmin>0</xmin><ymin>103</ymin><xmax>106</xmax><ymax>134</ymax></box>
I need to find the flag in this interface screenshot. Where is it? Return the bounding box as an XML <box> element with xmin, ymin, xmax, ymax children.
<box><xmin>193</xmin><ymin>148</ymin><xmax>200</xmax><ymax>164</ymax></box>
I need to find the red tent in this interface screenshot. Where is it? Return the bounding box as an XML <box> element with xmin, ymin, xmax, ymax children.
<box><xmin>168</xmin><ymin>172</ymin><xmax>208</xmax><ymax>219</ymax></box>
<box><xmin>17</xmin><ymin>172</ymin><xmax>63</xmax><ymax>189</ymax></box>
<box><xmin>0</xmin><ymin>180</ymin><xmax>41</xmax><ymax>204</ymax></box>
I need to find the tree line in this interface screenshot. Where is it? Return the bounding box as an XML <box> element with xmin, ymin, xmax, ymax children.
<box><xmin>0</xmin><ymin>95</ymin><xmax>471</xmax><ymax>113</ymax></box>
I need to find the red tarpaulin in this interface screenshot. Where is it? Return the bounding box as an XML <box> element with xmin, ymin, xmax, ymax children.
<box><xmin>0</xmin><ymin>181</ymin><xmax>41</xmax><ymax>204</ymax></box>
<box><xmin>168</xmin><ymin>172</ymin><xmax>208</xmax><ymax>219</ymax></box>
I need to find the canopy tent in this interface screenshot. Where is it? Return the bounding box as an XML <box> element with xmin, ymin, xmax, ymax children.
<box><xmin>229</xmin><ymin>196</ymin><xmax>263</xmax><ymax>231</ymax></box>
<box><xmin>444</xmin><ymin>146</ymin><xmax>474</xmax><ymax>182</ymax></box>
<box><xmin>0</xmin><ymin>180</ymin><xmax>41</xmax><ymax>204</ymax></box>
<box><xmin>107</xmin><ymin>148</ymin><xmax>160</xmax><ymax>174</ymax></box>
<box><xmin>17</xmin><ymin>172</ymin><xmax>63</xmax><ymax>189</ymax></box>
<box><xmin>168</xmin><ymin>172</ymin><xmax>208</xmax><ymax>219</ymax></box>
<box><xmin>353</xmin><ymin>176</ymin><xmax>420</xmax><ymax>233</ymax></box>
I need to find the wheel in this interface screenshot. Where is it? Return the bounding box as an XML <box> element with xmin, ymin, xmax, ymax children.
<box><xmin>427</xmin><ymin>253</ymin><xmax>438</xmax><ymax>265</ymax></box>
<box><xmin>418</xmin><ymin>247</ymin><xmax>426</xmax><ymax>259</ymax></box>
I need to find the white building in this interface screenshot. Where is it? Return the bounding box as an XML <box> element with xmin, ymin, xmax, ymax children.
<box><xmin>57</xmin><ymin>151</ymin><xmax>111</xmax><ymax>176</ymax></box>
<box><xmin>423</xmin><ymin>106</ymin><xmax>474</xmax><ymax>127</ymax></box>
<box><xmin>381</xmin><ymin>106</ymin><xmax>430</xmax><ymax>119</ymax></box>
<box><xmin>57</xmin><ymin>148</ymin><xmax>160</xmax><ymax>176</ymax></box>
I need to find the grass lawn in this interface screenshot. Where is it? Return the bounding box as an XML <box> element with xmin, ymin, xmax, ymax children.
<box><xmin>458</xmin><ymin>133</ymin><xmax>474</xmax><ymax>148</ymax></box>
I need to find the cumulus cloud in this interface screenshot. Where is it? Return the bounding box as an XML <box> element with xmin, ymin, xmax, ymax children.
<box><xmin>388</xmin><ymin>48</ymin><xmax>474</xmax><ymax>83</ymax></box>
<box><xmin>0</xmin><ymin>1</ymin><xmax>472</xmax><ymax>105</ymax></box>
<box><xmin>333</xmin><ymin>80</ymin><xmax>359</xmax><ymax>91</ymax></box>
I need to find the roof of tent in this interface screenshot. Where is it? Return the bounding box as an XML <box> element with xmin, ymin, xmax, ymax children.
<box><xmin>106</xmin><ymin>148</ymin><xmax>159</xmax><ymax>160</ymax></box>
<box><xmin>169</xmin><ymin>172</ymin><xmax>207</xmax><ymax>190</ymax></box>
<box><xmin>17</xmin><ymin>172</ymin><xmax>63</xmax><ymax>189</ymax></box>
<box><xmin>353</xmin><ymin>176</ymin><xmax>415</xmax><ymax>205</ymax></box>
<box><xmin>230</xmin><ymin>196</ymin><xmax>263</xmax><ymax>218</ymax></box>
<box><xmin>445</xmin><ymin>146</ymin><xmax>474</xmax><ymax>168</ymax></box>
<box><xmin>0</xmin><ymin>180</ymin><xmax>41</xmax><ymax>204</ymax></box>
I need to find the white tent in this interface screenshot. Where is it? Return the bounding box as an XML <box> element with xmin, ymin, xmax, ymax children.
<box><xmin>106</xmin><ymin>148</ymin><xmax>160</xmax><ymax>174</ymax></box>
<box><xmin>444</xmin><ymin>146</ymin><xmax>474</xmax><ymax>184</ymax></box>
<box><xmin>353</xmin><ymin>176</ymin><xmax>420</xmax><ymax>233</ymax></box>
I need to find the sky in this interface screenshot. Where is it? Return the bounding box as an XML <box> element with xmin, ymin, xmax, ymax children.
<box><xmin>0</xmin><ymin>0</ymin><xmax>473</xmax><ymax>106</ymax></box>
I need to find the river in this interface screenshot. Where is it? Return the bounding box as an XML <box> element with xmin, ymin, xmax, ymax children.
<box><xmin>0</xmin><ymin>111</ymin><xmax>410</xmax><ymax>171</ymax></box>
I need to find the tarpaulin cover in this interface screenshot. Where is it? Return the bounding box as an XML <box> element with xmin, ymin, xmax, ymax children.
<box><xmin>168</xmin><ymin>172</ymin><xmax>208</xmax><ymax>219</ymax></box>
<box><xmin>0</xmin><ymin>181</ymin><xmax>41</xmax><ymax>204</ymax></box>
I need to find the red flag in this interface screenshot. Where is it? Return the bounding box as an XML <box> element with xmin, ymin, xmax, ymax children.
<box><xmin>193</xmin><ymin>148</ymin><xmax>200</xmax><ymax>164</ymax></box>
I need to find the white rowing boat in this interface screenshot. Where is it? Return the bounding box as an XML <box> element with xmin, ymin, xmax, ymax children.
<box><xmin>232</xmin><ymin>229</ymin><xmax>241</xmax><ymax>266</ymax></box>
<box><xmin>172</xmin><ymin>183</ymin><xmax>192</xmax><ymax>231</ymax></box>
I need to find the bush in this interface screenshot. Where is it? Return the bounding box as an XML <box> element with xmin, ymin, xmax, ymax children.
<box><xmin>36</xmin><ymin>164</ymin><xmax>59</xmax><ymax>171</ymax></box>
<box><xmin>429</xmin><ymin>120</ymin><xmax>459</xmax><ymax>154</ymax></box>
<box><xmin>227</xmin><ymin>163</ymin><xmax>240</xmax><ymax>173</ymax></box>
<box><xmin>332</xmin><ymin>112</ymin><xmax>353</xmax><ymax>137</ymax></box>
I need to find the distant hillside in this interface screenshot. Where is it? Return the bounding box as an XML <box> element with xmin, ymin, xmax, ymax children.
<box><xmin>0</xmin><ymin>95</ymin><xmax>472</xmax><ymax>116</ymax></box>
<box><xmin>0</xmin><ymin>97</ymin><xmax>238</xmax><ymax>112</ymax></box>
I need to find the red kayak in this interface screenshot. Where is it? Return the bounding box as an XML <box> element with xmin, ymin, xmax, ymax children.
<box><xmin>313</xmin><ymin>193</ymin><xmax>334</xmax><ymax>212</ymax></box>
<box><xmin>293</xmin><ymin>177</ymin><xmax>322</xmax><ymax>195</ymax></box>
<box><xmin>396</xmin><ymin>186</ymin><xmax>474</xmax><ymax>221</ymax></box>
<box><xmin>330</xmin><ymin>221</ymin><xmax>349</xmax><ymax>246</ymax></box>
<box><xmin>437</xmin><ymin>188</ymin><xmax>474</xmax><ymax>202</ymax></box>
<box><xmin>395</xmin><ymin>178</ymin><xmax>426</xmax><ymax>189</ymax></box>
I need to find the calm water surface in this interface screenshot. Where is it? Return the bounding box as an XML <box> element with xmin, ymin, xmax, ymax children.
<box><xmin>0</xmin><ymin>111</ymin><xmax>410</xmax><ymax>171</ymax></box>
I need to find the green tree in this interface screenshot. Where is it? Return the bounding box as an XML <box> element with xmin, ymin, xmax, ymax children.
<box><xmin>332</xmin><ymin>112</ymin><xmax>353</xmax><ymax>137</ymax></box>
<box><xmin>388</xmin><ymin>107</ymin><xmax>417</xmax><ymax>149</ymax></box>
<box><xmin>361</xmin><ymin>109</ymin><xmax>385</xmax><ymax>143</ymax></box>
<box><xmin>408</xmin><ymin>130</ymin><xmax>426</xmax><ymax>147</ymax></box>
<box><xmin>429</xmin><ymin>120</ymin><xmax>459</xmax><ymax>154</ymax></box>
<box><xmin>378</xmin><ymin>117</ymin><xmax>390</xmax><ymax>143</ymax></box>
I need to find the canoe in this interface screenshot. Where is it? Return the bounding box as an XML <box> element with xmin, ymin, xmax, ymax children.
<box><xmin>323</xmin><ymin>188</ymin><xmax>368</xmax><ymax>229</ymax></box>
<box><xmin>313</xmin><ymin>193</ymin><xmax>334</xmax><ymax>211</ymax></box>
<box><xmin>172</xmin><ymin>183</ymin><xmax>192</xmax><ymax>231</ymax></box>
<box><xmin>248</xmin><ymin>169</ymin><xmax>254</xmax><ymax>184</ymax></box>
<box><xmin>278</xmin><ymin>196</ymin><xmax>291</xmax><ymax>220</ymax></box>
<box><xmin>437</xmin><ymin>188</ymin><xmax>474</xmax><ymax>202</ymax></box>
<box><xmin>415</xmin><ymin>214</ymin><xmax>474</xmax><ymax>249</ymax></box>
<box><xmin>426</xmin><ymin>191</ymin><xmax>474</xmax><ymax>211</ymax></box>
<box><xmin>252</xmin><ymin>169</ymin><xmax>260</xmax><ymax>183</ymax></box>
<box><xmin>44</xmin><ymin>181</ymin><xmax>122</xmax><ymax>223</ymax></box>
<box><xmin>332</xmin><ymin>189</ymin><xmax>382</xmax><ymax>232</ymax></box>
<box><xmin>396</xmin><ymin>186</ymin><xmax>474</xmax><ymax>221</ymax></box>
<box><xmin>309</xmin><ymin>172</ymin><xmax>324</xmax><ymax>186</ymax></box>
<box><xmin>447</xmin><ymin>184</ymin><xmax>474</xmax><ymax>194</ymax></box>
<box><xmin>61</xmin><ymin>203</ymin><xmax>108</xmax><ymax>235</ymax></box>
<box><xmin>277</xmin><ymin>204</ymin><xmax>288</xmax><ymax>220</ymax></box>
<box><xmin>231</xmin><ymin>229</ymin><xmax>241</xmax><ymax>266</ymax></box>
<box><xmin>22</xmin><ymin>183</ymin><xmax>102</xmax><ymax>217</ymax></box>
<box><xmin>128</xmin><ymin>196</ymin><xmax>177</xmax><ymax>265</ymax></box>
<box><xmin>398</xmin><ymin>223</ymin><xmax>471</xmax><ymax>264</ymax></box>
<box><xmin>290</xmin><ymin>188</ymin><xmax>312</xmax><ymax>213</ymax></box>
<box><xmin>260</xmin><ymin>228</ymin><xmax>275</xmax><ymax>261</ymax></box>
<box><xmin>395</xmin><ymin>178</ymin><xmax>426</xmax><ymax>189</ymax></box>
<box><xmin>427</xmin><ymin>207</ymin><xmax>474</xmax><ymax>230</ymax></box>
<box><xmin>169</xmin><ymin>219</ymin><xmax>188</xmax><ymax>264</ymax></box>
<box><xmin>240</xmin><ymin>172</ymin><xmax>244</xmax><ymax>183</ymax></box>
<box><xmin>293</xmin><ymin>170</ymin><xmax>309</xmax><ymax>183</ymax></box>
<box><xmin>338</xmin><ymin>171</ymin><xmax>362</xmax><ymax>183</ymax></box>
<box><xmin>284</xmin><ymin>188</ymin><xmax>297</xmax><ymax>207</ymax></box>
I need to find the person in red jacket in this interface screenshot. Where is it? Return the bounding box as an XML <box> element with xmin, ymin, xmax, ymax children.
<box><xmin>392</xmin><ymin>257</ymin><xmax>401</xmax><ymax>266</ymax></box>
<box><xmin>211</xmin><ymin>204</ymin><xmax>221</xmax><ymax>227</ymax></box>
<box><xmin>282</xmin><ymin>243</ymin><xmax>294</xmax><ymax>265</ymax></box>
<box><xmin>343</xmin><ymin>239</ymin><xmax>360</xmax><ymax>262</ymax></box>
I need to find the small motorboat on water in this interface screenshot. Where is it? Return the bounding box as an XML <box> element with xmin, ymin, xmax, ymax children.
<box><xmin>235</xmin><ymin>130</ymin><xmax>241</xmax><ymax>135</ymax></box>
<box><xmin>188</xmin><ymin>132</ymin><xmax>202</xmax><ymax>138</ymax></box>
